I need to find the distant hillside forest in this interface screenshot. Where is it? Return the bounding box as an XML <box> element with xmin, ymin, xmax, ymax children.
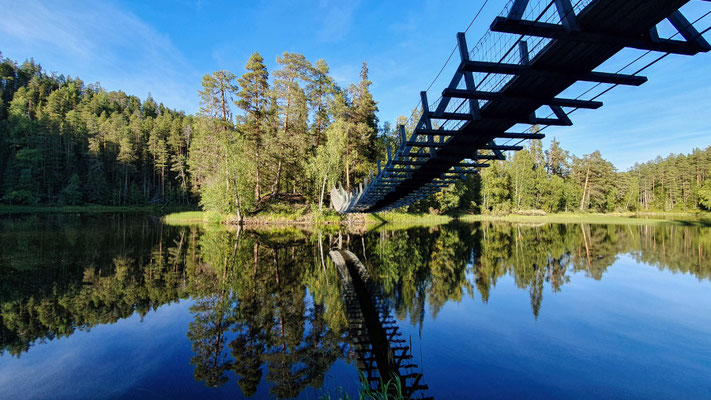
<box><xmin>1</xmin><ymin>52</ymin><xmax>710</xmax><ymax>214</ymax></box>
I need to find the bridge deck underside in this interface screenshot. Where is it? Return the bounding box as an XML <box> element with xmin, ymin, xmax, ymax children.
<box><xmin>359</xmin><ymin>0</ymin><xmax>691</xmax><ymax>213</ymax></box>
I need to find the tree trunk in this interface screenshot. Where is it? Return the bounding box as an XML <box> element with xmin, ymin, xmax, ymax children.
<box><xmin>255</xmin><ymin>140</ymin><xmax>261</xmax><ymax>201</ymax></box>
<box><xmin>272</xmin><ymin>82</ymin><xmax>292</xmax><ymax>196</ymax></box>
<box><xmin>345</xmin><ymin>132</ymin><xmax>350</xmax><ymax>191</ymax></box>
<box><xmin>234</xmin><ymin>182</ymin><xmax>243</xmax><ymax>224</ymax></box>
<box><xmin>220</xmin><ymin>87</ymin><xmax>227</xmax><ymax>122</ymax></box>
<box><xmin>580</xmin><ymin>165</ymin><xmax>590</xmax><ymax>211</ymax></box>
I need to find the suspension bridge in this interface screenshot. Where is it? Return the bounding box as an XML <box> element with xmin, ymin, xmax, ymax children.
<box><xmin>331</xmin><ymin>0</ymin><xmax>711</xmax><ymax>213</ymax></box>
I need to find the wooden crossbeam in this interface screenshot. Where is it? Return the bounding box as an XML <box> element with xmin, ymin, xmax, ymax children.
<box><xmin>481</xmin><ymin>144</ymin><xmax>524</xmax><ymax>151</ymax></box>
<box><xmin>426</xmin><ymin>110</ymin><xmax>572</xmax><ymax>126</ymax></box>
<box><xmin>406</xmin><ymin>141</ymin><xmax>447</xmax><ymax>148</ymax></box>
<box><xmin>392</xmin><ymin>160</ymin><xmax>428</xmax><ymax>166</ymax></box>
<box><xmin>490</xmin><ymin>17</ymin><xmax>709</xmax><ymax>55</ymax></box>
<box><xmin>441</xmin><ymin>88</ymin><xmax>602</xmax><ymax>109</ymax></box>
<box><xmin>530</xmin><ymin>115</ymin><xmax>572</xmax><ymax>126</ymax></box>
<box><xmin>415</xmin><ymin>129</ymin><xmax>460</xmax><ymax>136</ymax></box>
<box><xmin>402</xmin><ymin>153</ymin><xmax>432</xmax><ymax>158</ymax></box>
<box><xmin>415</xmin><ymin>128</ymin><xmax>545</xmax><ymax>140</ymax></box>
<box><xmin>426</xmin><ymin>111</ymin><xmax>474</xmax><ymax>121</ymax></box>
<box><xmin>497</xmin><ymin>132</ymin><xmax>545</xmax><ymax>139</ymax></box>
<box><xmin>457</xmin><ymin>162</ymin><xmax>490</xmax><ymax>168</ymax></box>
<box><xmin>460</xmin><ymin>60</ymin><xmax>648</xmax><ymax>86</ymax></box>
<box><xmin>474</xmin><ymin>154</ymin><xmax>505</xmax><ymax>160</ymax></box>
<box><xmin>385</xmin><ymin>167</ymin><xmax>420</xmax><ymax>173</ymax></box>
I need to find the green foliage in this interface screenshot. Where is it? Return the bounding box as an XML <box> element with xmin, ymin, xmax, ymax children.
<box><xmin>474</xmin><ymin>140</ymin><xmax>711</xmax><ymax>215</ymax></box>
<box><xmin>308</xmin><ymin>119</ymin><xmax>348</xmax><ymax>212</ymax></box>
<box><xmin>60</xmin><ymin>174</ymin><xmax>82</xmax><ymax>205</ymax></box>
<box><xmin>699</xmin><ymin>180</ymin><xmax>711</xmax><ymax>210</ymax></box>
<box><xmin>0</xmin><ymin>55</ymin><xmax>194</xmax><ymax>206</ymax></box>
<box><xmin>3</xmin><ymin>52</ymin><xmax>707</xmax><ymax>218</ymax></box>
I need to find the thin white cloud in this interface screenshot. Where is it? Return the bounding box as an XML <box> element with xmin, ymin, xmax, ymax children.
<box><xmin>316</xmin><ymin>0</ymin><xmax>362</xmax><ymax>43</ymax></box>
<box><xmin>0</xmin><ymin>0</ymin><xmax>200</xmax><ymax>112</ymax></box>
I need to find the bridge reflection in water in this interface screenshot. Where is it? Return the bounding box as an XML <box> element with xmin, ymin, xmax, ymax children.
<box><xmin>330</xmin><ymin>249</ymin><xmax>431</xmax><ymax>399</ymax></box>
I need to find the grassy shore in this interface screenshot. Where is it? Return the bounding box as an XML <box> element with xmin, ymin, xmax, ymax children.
<box><xmin>162</xmin><ymin>209</ymin><xmax>344</xmax><ymax>227</ymax></box>
<box><xmin>162</xmin><ymin>209</ymin><xmax>711</xmax><ymax>228</ymax></box>
<box><xmin>161</xmin><ymin>211</ymin><xmax>225</xmax><ymax>225</ymax></box>
<box><xmin>460</xmin><ymin>212</ymin><xmax>711</xmax><ymax>226</ymax></box>
<box><xmin>366</xmin><ymin>212</ymin><xmax>453</xmax><ymax>229</ymax></box>
<box><xmin>8</xmin><ymin>204</ymin><xmax>709</xmax><ymax>229</ymax></box>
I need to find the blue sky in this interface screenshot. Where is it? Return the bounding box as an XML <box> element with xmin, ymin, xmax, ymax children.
<box><xmin>0</xmin><ymin>0</ymin><xmax>709</xmax><ymax>170</ymax></box>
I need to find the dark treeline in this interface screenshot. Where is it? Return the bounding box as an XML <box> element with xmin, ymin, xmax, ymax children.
<box><xmin>0</xmin><ymin>52</ymin><xmax>382</xmax><ymax>216</ymax></box>
<box><xmin>0</xmin><ymin>55</ymin><xmax>194</xmax><ymax>205</ymax></box>
<box><xmin>2</xmin><ymin>52</ymin><xmax>710</xmax><ymax>214</ymax></box>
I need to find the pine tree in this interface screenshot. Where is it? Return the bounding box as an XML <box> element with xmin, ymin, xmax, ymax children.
<box><xmin>271</xmin><ymin>52</ymin><xmax>312</xmax><ymax>196</ymax></box>
<box><xmin>236</xmin><ymin>52</ymin><xmax>270</xmax><ymax>202</ymax></box>
<box><xmin>198</xmin><ymin>70</ymin><xmax>238</xmax><ymax>124</ymax></box>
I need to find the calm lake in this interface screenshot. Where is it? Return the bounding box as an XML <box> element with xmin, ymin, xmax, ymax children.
<box><xmin>1</xmin><ymin>214</ymin><xmax>710</xmax><ymax>399</ymax></box>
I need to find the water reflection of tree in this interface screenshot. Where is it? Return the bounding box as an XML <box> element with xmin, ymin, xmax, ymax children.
<box><xmin>185</xmin><ymin>228</ymin><xmax>346</xmax><ymax>398</ymax></box>
<box><xmin>359</xmin><ymin>222</ymin><xmax>711</xmax><ymax>323</ymax></box>
<box><xmin>2</xmin><ymin>215</ymin><xmax>711</xmax><ymax>396</ymax></box>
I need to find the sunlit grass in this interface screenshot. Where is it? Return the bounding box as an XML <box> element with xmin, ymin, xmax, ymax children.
<box><xmin>459</xmin><ymin>212</ymin><xmax>711</xmax><ymax>227</ymax></box>
<box><xmin>162</xmin><ymin>211</ymin><xmax>223</xmax><ymax>225</ymax></box>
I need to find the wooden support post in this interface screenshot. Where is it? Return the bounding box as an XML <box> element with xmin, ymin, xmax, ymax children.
<box><xmin>507</xmin><ymin>0</ymin><xmax>529</xmax><ymax>19</ymax></box>
<box><xmin>550</xmin><ymin>105</ymin><xmax>572</xmax><ymax>125</ymax></box>
<box><xmin>386</xmin><ymin>146</ymin><xmax>392</xmax><ymax>163</ymax></box>
<box><xmin>433</xmin><ymin>72</ymin><xmax>463</xmax><ymax>117</ymax></box>
<box><xmin>668</xmin><ymin>11</ymin><xmax>711</xmax><ymax>51</ymax></box>
<box><xmin>487</xmin><ymin>141</ymin><xmax>506</xmax><ymax>160</ymax></box>
<box><xmin>457</xmin><ymin>32</ymin><xmax>481</xmax><ymax>120</ymax></box>
<box><xmin>377</xmin><ymin>160</ymin><xmax>381</xmax><ymax>175</ymax></box>
<box><xmin>518</xmin><ymin>40</ymin><xmax>530</xmax><ymax>65</ymax></box>
<box><xmin>553</xmin><ymin>0</ymin><xmax>578</xmax><ymax>31</ymax></box>
<box><xmin>420</xmin><ymin>91</ymin><xmax>433</xmax><ymax>131</ymax></box>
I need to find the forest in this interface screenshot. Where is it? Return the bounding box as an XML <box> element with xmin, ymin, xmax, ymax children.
<box><xmin>1</xmin><ymin>52</ymin><xmax>710</xmax><ymax>215</ymax></box>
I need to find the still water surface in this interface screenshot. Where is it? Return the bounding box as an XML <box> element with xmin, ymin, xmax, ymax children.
<box><xmin>1</xmin><ymin>214</ymin><xmax>710</xmax><ymax>399</ymax></box>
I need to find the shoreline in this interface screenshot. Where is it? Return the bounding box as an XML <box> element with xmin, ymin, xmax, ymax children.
<box><xmin>2</xmin><ymin>206</ymin><xmax>710</xmax><ymax>228</ymax></box>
